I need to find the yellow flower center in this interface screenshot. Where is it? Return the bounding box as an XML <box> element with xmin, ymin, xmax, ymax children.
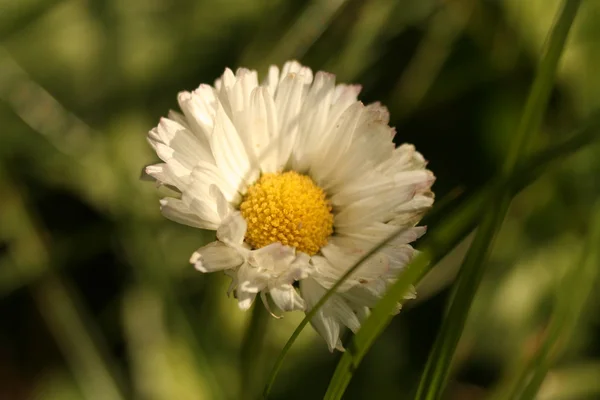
<box><xmin>239</xmin><ymin>171</ymin><xmax>334</xmax><ymax>256</ymax></box>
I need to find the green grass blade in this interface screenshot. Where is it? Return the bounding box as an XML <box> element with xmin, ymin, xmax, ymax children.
<box><xmin>322</xmin><ymin>196</ymin><xmax>485</xmax><ymax>400</ymax></box>
<box><xmin>415</xmin><ymin>1</ymin><xmax>581</xmax><ymax>399</ymax></box>
<box><xmin>241</xmin><ymin>302</ymin><xmax>270</xmax><ymax>400</ymax></box>
<box><xmin>261</xmin><ymin>222</ymin><xmax>446</xmax><ymax>399</ymax></box>
<box><xmin>509</xmin><ymin>199</ymin><xmax>600</xmax><ymax>399</ymax></box>
<box><xmin>241</xmin><ymin>0</ymin><xmax>351</xmax><ymax>70</ymax></box>
<box><xmin>324</xmin><ymin>1</ymin><xmax>583</xmax><ymax>398</ymax></box>
<box><xmin>414</xmin><ymin>194</ymin><xmax>509</xmax><ymax>400</ymax></box>
<box><xmin>263</xmin><ymin>110</ymin><xmax>599</xmax><ymax>399</ymax></box>
<box><xmin>501</xmin><ymin>0</ymin><xmax>583</xmax><ymax>176</ymax></box>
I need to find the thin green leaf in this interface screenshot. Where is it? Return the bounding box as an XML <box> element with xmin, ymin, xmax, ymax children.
<box><xmin>415</xmin><ymin>1</ymin><xmax>581</xmax><ymax>399</ymax></box>
<box><xmin>325</xmin><ymin>1</ymin><xmax>584</xmax><ymax>396</ymax></box>
<box><xmin>264</xmin><ymin>110</ymin><xmax>600</xmax><ymax>399</ymax></box>
<box><xmin>240</xmin><ymin>0</ymin><xmax>351</xmax><ymax>70</ymax></box>
<box><xmin>391</xmin><ymin>0</ymin><xmax>475</xmax><ymax>117</ymax></box>
<box><xmin>241</xmin><ymin>302</ymin><xmax>270</xmax><ymax>400</ymax></box>
<box><xmin>261</xmin><ymin>222</ymin><xmax>441</xmax><ymax>399</ymax></box>
<box><xmin>322</xmin><ymin>192</ymin><xmax>485</xmax><ymax>400</ymax></box>
<box><xmin>509</xmin><ymin>199</ymin><xmax>600</xmax><ymax>399</ymax></box>
<box><xmin>502</xmin><ymin>0</ymin><xmax>583</xmax><ymax>175</ymax></box>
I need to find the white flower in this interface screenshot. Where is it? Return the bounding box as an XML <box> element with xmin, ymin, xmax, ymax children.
<box><xmin>145</xmin><ymin>61</ymin><xmax>435</xmax><ymax>351</ymax></box>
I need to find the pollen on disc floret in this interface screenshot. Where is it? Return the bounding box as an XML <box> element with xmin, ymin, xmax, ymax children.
<box><xmin>239</xmin><ymin>171</ymin><xmax>334</xmax><ymax>256</ymax></box>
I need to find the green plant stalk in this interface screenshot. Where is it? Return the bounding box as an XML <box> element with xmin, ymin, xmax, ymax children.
<box><xmin>503</xmin><ymin>0</ymin><xmax>582</xmax><ymax>174</ymax></box>
<box><xmin>415</xmin><ymin>1</ymin><xmax>581</xmax><ymax>399</ymax></box>
<box><xmin>241</xmin><ymin>302</ymin><xmax>270</xmax><ymax>399</ymax></box>
<box><xmin>324</xmin><ymin>1</ymin><xmax>582</xmax><ymax>398</ymax></box>
<box><xmin>322</xmin><ymin>192</ymin><xmax>487</xmax><ymax>400</ymax></box>
<box><xmin>512</xmin><ymin>199</ymin><xmax>600</xmax><ymax>399</ymax></box>
<box><xmin>263</xmin><ymin>108</ymin><xmax>600</xmax><ymax>398</ymax></box>
<box><xmin>241</xmin><ymin>0</ymin><xmax>351</xmax><ymax>70</ymax></box>
<box><xmin>261</xmin><ymin>223</ymin><xmax>447</xmax><ymax>398</ymax></box>
<box><xmin>414</xmin><ymin>194</ymin><xmax>509</xmax><ymax>400</ymax></box>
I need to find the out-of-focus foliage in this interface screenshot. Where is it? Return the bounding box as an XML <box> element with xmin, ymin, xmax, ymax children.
<box><xmin>0</xmin><ymin>0</ymin><xmax>599</xmax><ymax>399</ymax></box>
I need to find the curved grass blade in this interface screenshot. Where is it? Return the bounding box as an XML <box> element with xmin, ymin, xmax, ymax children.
<box><xmin>241</xmin><ymin>0</ymin><xmax>351</xmax><ymax>70</ymax></box>
<box><xmin>414</xmin><ymin>1</ymin><xmax>582</xmax><ymax>399</ymax></box>
<box><xmin>241</xmin><ymin>302</ymin><xmax>270</xmax><ymax>399</ymax></box>
<box><xmin>505</xmin><ymin>199</ymin><xmax>600</xmax><ymax>399</ymax></box>
<box><xmin>261</xmin><ymin>221</ymin><xmax>445</xmax><ymax>398</ymax></box>
<box><xmin>325</xmin><ymin>0</ymin><xmax>585</xmax><ymax>393</ymax></box>
<box><xmin>264</xmin><ymin>108</ymin><xmax>600</xmax><ymax>399</ymax></box>
<box><xmin>322</xmin><ymin>194</ymin><xmax>486</xmax><ymax>400</ymax></box>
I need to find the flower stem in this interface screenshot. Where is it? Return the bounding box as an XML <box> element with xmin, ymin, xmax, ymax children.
<box><xmin>241</xmin><ymin>301</ymin><xmax>270</xmax><ymax>399</ymax></box>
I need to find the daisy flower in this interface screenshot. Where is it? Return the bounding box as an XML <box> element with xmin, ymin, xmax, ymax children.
<box><xmin>145</xmin><ymin>61</ymin><xmax>435</xmax><ymax>351</ymax></box>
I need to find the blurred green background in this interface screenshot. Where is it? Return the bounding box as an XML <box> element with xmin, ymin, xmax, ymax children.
<box><xmin>1</xmin><ymin>0</ymin><xmax>599</xmax><ymax>399</ymax></box>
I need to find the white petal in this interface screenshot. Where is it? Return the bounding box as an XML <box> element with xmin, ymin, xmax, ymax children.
<box><xmin>337</xmin><ymin>224</ymin><xmax>426</xmax><ymax>246</ymax></box>
<box><xmin>159</xmin><ymin>198</ymin><xmax>218</xmax><ymax>230</ymax></box>
<box><xmin>190</xmin><ymin>241</ymin><xmax>244</xmax><ymax>272</ymax></box>
<box><xmin>330</xmin><ymin>170</ymin><xmax>433</xmax><ymax>207</ymax></box>
<box><xmin>300</xmin><ymin>278</ymin><xmax>342</xmax><ymax>352</ymax></box>
<box><xmin>270</xmin><ymin>284</ymin><xmax>305</xmax><ymax>312</ymax></box>
<box><xmin>180</xmin><ymin>192</ymin><xmax>221</xmax><ymax>226</ymax></box>
<box><xmin>327</xmin><ymin>295</ymin><xmax>361</xmax><ymax>333</ymax></box>
<box><xmin>185</xmin><ymin>162</ymin><xmax>240</xmax><ymax>204</ymax></box>
<box><xmin>378</xmin><ymin>144</ymin><xmax>428</xmax><ymax>173</ymax></box>
<box><xmin>342</xmin><ymin>285</ymin><xmax>380</xmax><ymax>309</ymax></box>
<box><xmin>333</xmin><ymin>187</ymin><xmax>415</xmax><ymax>229</ymax></box>
<box><xmin>292</xmin><ymin>71</ymin><xmax>336</xmax><ymax>171</ymax></box>
<box><xmin>167</xmin><ymin>110</ymin><xmax>189</xmax><ymax>128</ymax></box>
<box><xmin>277</xmin><ymin>252</ymin><xmax>313</xmax><ymax>283</ymax></box>
<box><xmin>150</xmin><ymin>117</ymin><xmax>214</xmax><ymax>167</ymax></box>
<box><xmin>264</xmin><ymin>65</ymin><xmax>279</xmax><ymax>96</ymax></box>
<box><xmin>237</xmin><ymin>290</ymin><xmax>257</xmax><ymax>310</ymax></box>
<box><xmin>216</xmin><ymin>211</ymin><xmax>247</xmax><ymax>246</ymax></box>
<box><xmin>316</xmin><ymin>239</ymin><xmax>391</xmax><ymax>290</ymax></box>
<box><xmin>210</xmin><ymin>102</ymin><xmax>257</xmax><ymax>191</ymax></box>
<box><xmin>332</xmin><ymin>84</ymin><xmax>361</xmax><ymax>108</ymax></box>
<box><xmin>145</xmin><ymin>163</ymin><xmax>180</xmax><ymax>188</ymax></box>
<box><xmin>273</xmin><ymin>72</ymin><xmax>308</xmax><ymax>169</ymax></box>
<box><xmin>310</xmin><ymin>101</ymin><xmax>364</xmax><ymax>185</ymax></box>
<box><xmin>232</xmin><ymin>68</ymin><xmax>258</xmax><ymax>110</ymax></box>
<box><xmin>393</xmin><ymin>194</ymin><xmax>435</xmax><ymax>215</ymax></box>
<box><xmin>177</xmin><ymin>86</ymin><xmax>217</xmax><ymax>140</ymax></box>
<box><xmin>247</xmin><ymin>242</ymin><xmax>296</xmax><ymax>272</ymax></box>
<box><xmin>227</xmin><ymin>69</ymin><xmax>262</xmax><ymax>169</ymax></box>
<box><xmin>210</xmin><ymin>184</ymin><xmax>233</xmax><ymax>220</ymax></box>
<box><xmin>237</xmin><ymin>262</ymin><xmax>270</xmax><ymax>293</ymax></box>
<box><xmin>247</xmin><ymin>87</ymin><xmax>279</xmax><ymax>173</ymax></box>
<box><xmin>316</xmin><ymin>107</ymin><xmax>395</xmax><ymax>190</ymax></box>
<box><xmin>355</xmin><ymin>306</ymin><xmax>370</xmax><ymax>323</ymax></box>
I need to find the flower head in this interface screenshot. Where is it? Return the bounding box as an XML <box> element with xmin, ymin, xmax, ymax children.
<box><xmin>145</xmin><ymin>61</ymin><xmax>435</xmax><ymax>351</ymax></box>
